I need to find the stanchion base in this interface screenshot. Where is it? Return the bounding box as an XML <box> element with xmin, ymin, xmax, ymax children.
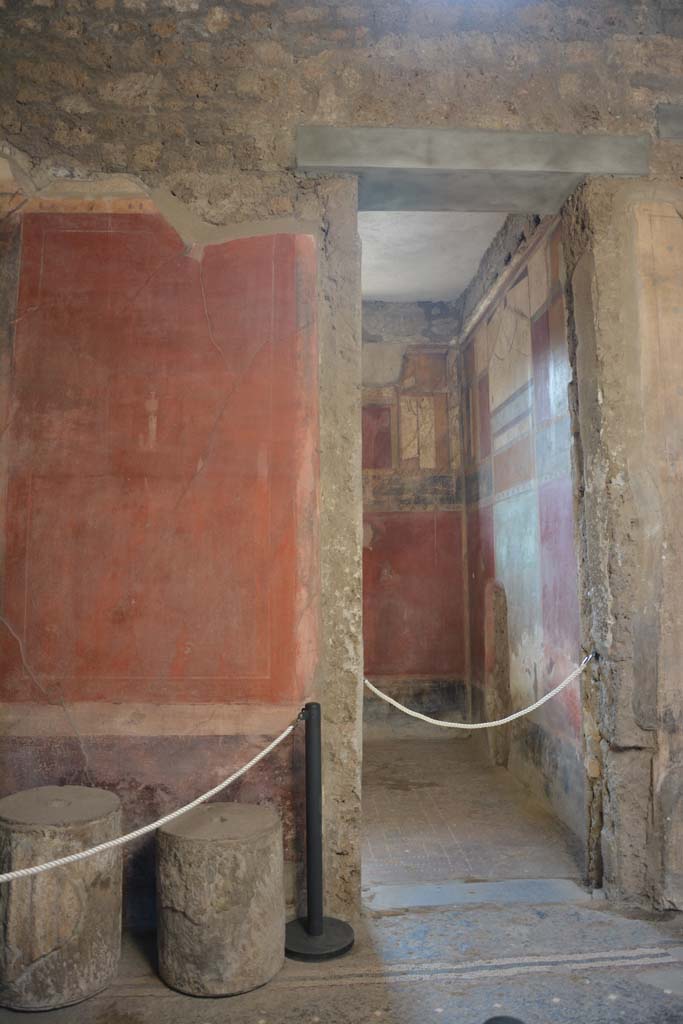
<box><xmin>285</xmin><ymin>917</ymin><xmax>355</xmax><ymax>961</ymax></box>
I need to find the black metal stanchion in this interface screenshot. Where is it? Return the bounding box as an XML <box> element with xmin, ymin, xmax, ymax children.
<box><xmin>285</xmin><ymin>702</ymin><xmax>355</xmax><ymax>961</ymax></box>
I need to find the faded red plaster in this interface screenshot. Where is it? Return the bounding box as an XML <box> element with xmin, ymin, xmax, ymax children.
<box><xmin>362</xmin><ymin>343</ymin><xmax>466</xmax><ymax>688</ymax></box>
<box><xmin>362</xmin><ymin>404</ymin><xmax>392</xmax><ymax>470</ymax></box>
<box><xmin>0</xmin><ymin>211</ymin><xmax>319</xmax><ymax>706</ymax></box>
<box><xmin>493</xmin><ymin>433</ymin><xmax>534</xmax><ymax>494</ymax></box>
<box><xmin>538</xmin><ymin>475</ymin><xmax>582</xmax><ymax>730</ymax></box>
<box><xmin>467</xmin><ymin>502</ymin><xmax>495</xmax><ymax>684</ymax></box>
<box><xmin>461</xmin><ymin>220</ymin><xmax>585</xmax><ymax>841</ymax></box>
<box><xmin>363</xmin><ymin>510</ymin><xmax>465</xmax><ymax>678</ymax></box>
<box><xmin>531</xmin><ymin>309</ymin><xmax>553</xmax><ymax>423</ymax></box>
<box><xmin>477</xmin><ymin>373</ymin><xmax>491</xmax><ymax>459</ymax></box>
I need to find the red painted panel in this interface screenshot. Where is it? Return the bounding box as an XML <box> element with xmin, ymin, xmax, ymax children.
<box><xmin>2</xmin><ymin>213</ymin><xmax>319</xmax><ymax>704</ymax></box>
<box><xmin>477</xmin><ymin>373</ymin><xmax>491</xmax><ymax>459</ymax></box>
<box><xmin>547</xmin><ymin>292</ymin><xmax>571</xmax><ymax>420</ymax></box>
<box><xmin>549</xmin><ymin>225</ymin><xmax>562</xmax><ymax>287</ymax></box>
<box><xmin>463</xmin><ymin>341</ymin><xmax>475</xmax><ymax>382</ymax></box>
<box><xmin>434</xmin><ymin>394</ymin><xmax>450</xmax><ymax>472</ymax></box>
<box><xmin>531</xmin><ymin>308</ymin><xmax>551</xmax><ymax>424</ymax></box>
<box><xmin>539</xmin><ymin>477</ymin><xmax>580</xmax><ymax>666</ymax></box>
<box><xmin>401</xmin><ymin>350</ymin><xmax>447</xmax><ymax>392</ymax></box>
<box><xmin>363</xmin><ymin>510</ymin><xmax>465</xmax><ymax>677</ymax></box>
<box><xmin>467</xmin><ymin>503</ymin><xmax>495</xmax><ymax>684</ymax></box>
<box><xmin>493</xmin><ymin>432</ymin><xmax>534</xmax><ymax>494</ymax></box>
<box><xmin>362</xmin><ymin>404</ymin><xmax>392</xmax><ymax>469</ymax></box>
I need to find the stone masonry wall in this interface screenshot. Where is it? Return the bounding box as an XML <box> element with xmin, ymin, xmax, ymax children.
<box><xmin>563</xmin><ymin>177</ymin><xmax>683</xmax><ymax>910</ymax></box>
<box><xmin>1</xmin><ymin>0</ymin><xmax>683</xmax><ymax>208</ymax></box>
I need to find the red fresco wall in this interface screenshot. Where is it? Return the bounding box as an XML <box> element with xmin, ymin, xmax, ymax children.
<box><xmin>0</xmin><ymin>201</ymin><xmax>319</xmax><ymax>922</ymax></box>
<box><xmin>0</xmin><ymin>212</ymin><xmax>318</xmax><ymax>706</ymax></box>
<box><xmin>362</xmin><ymin>345</ymin><xmax>467</xmax><ymax>714</ymax></box>
<box><xmin>461</xmin><ymin>222</ymin><xmax>585</xmax><ymax>842</ymax></box>
<box><xmin>364</xmin><ymin>509</ymin><xmax>465</xmax><ymax>678</ymax></box>
<box><xmin>466</xmin><ymin>502</ymin><xmax>495</xmax><ymax>685</ymax></box>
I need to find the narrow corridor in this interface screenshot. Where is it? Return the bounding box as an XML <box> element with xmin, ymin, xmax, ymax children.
<box><xmin>362</xmin><ymin>733</ymin><xmax>582</xmax><ymax>897</ymax></box>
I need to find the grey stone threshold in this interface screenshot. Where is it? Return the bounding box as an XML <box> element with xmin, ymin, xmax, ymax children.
<box><xmin>363</xmin><ymin>877</ymin><xmax>593</xmax><ymax>911</ymax></box>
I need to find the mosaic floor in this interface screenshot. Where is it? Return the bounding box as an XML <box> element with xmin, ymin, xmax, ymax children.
<box><xmin>362</xmin><ymin>733</ymin><xmax>582</xmax><ymax>891</ymax></box>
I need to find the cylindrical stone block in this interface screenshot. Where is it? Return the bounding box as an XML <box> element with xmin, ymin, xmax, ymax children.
<box><xmin>157</xmin><ymin>802</ymin><xmax>284</xmax><ymax>996</ymax></box>
<box><xmin>0</xmin><ymin>785</ymin><xmax>122</xmax><ymax>1011</ymax></box>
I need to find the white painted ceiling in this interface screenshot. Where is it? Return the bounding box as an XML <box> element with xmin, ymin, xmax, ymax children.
<box><xmin>359</xmin><ymin>211</ymin><xmax>507</xmax><ymax>302</ymax></box>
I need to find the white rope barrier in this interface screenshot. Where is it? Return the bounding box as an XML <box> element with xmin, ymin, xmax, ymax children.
<box><xmin>0</xmin><ymin>721</ymin><xmax>296</xmax><ymax>885</ymax></box>
<box><xmin>364</xmin><ymin>653</ymin><xmax>595</xmax><ymax>730</ymax></box>
<box><xmin>0</xmin><ymin>653</ymin><xmax>596</xmax><ymax>884</ymax></box>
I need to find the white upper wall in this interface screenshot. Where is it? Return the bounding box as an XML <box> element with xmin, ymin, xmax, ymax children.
<box><xmin>359</xmin><ymin>211</ymin><xmax>507</xmax><ymax>302</ymax></box>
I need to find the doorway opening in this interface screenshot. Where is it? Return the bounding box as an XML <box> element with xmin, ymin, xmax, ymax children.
<box><xmin>296</xmin><ymin>124</ymin><xmax>649</xmax><ymax>911</ymax></box>
<box><xmin>359</xmin><ymin>210</ymin><xmax>587</xmax><ymax>910</ymax></box>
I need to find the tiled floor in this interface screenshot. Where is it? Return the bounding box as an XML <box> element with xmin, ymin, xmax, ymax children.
<box><xmin>5</xmin><ymin>733</ymin><xmax>682</xmax><ymax>1024</ymax></box>
<box><xmin>362</xmin><ymin>733</ymin><xmax>583</xmax><ymax>889</ymax></box>
<box><xmin>9</xmin><ymin>902</ymin><xmax>683</xmax><ymax>1024</ymax></box>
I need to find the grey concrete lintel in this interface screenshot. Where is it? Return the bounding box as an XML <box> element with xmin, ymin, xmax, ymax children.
<box><xmin>357</xmin><ymin>169</ymin><xmax>586</xmax><ymax>214</ymax></box>
<box><xmin>298</xmin><ymin>126</ymin><xmax>650</xmax><ymax>175</ymax></box>
<box><xmin>656</xmin><ymin>104</ymin><xmax>683</xmax><ymax>140</ymax></box>
<box><xmin>297</xmin><ymin>126</ymin><xmax>650</xmax><ymax>213</ymax></box>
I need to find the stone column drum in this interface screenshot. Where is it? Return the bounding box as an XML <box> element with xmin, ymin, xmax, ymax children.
<box><xmin>157</xmin><ymin>803</ymin><xmax>284</xmax><ymax>996</ymax></box>
<box><xmin>0</xmin><ymin>785</ymin><xmax>122</xmax><ymax>1011</ymax></box>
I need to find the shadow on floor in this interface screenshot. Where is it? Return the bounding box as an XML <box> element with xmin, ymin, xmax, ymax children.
<box><xmin>127</xmin><ymin>929</ymin><xmax>158</xmax><ymax>974</ymax></box>
<box><xmin>362</xmin><ymin>732</ymin><xmax>584</xmax><ymax>891</ymax></box>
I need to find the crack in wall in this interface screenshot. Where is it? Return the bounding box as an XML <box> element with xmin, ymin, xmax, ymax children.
<box><xmin>0</xmin><ymin>148</ymin><xmax>363</xmax><ymax>923</ymax></box>
<box><xmin>0</xmin><ymin>615</ymin><xmax>95</xmax><ymax>786</ymax></box>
